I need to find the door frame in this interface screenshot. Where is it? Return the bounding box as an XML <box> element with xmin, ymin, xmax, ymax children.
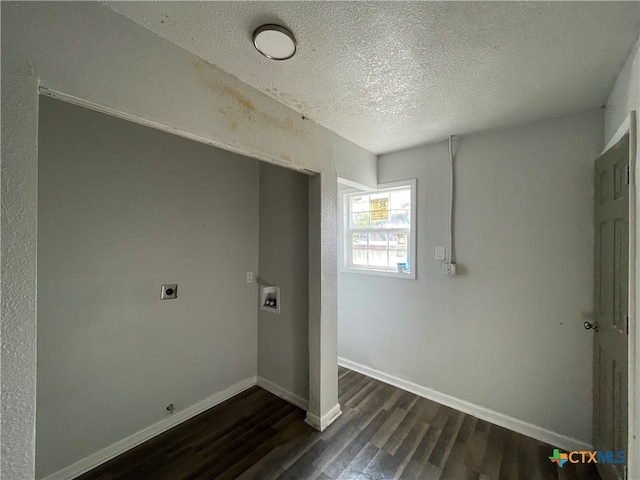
<box><xmin>603</xmin><ymin>110</ymin><xmax>637</xmax><ymax>479</ymax></box>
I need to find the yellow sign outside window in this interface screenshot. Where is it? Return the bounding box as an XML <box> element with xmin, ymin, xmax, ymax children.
<box><xmin>370</xmin><ymin>198</ymin><xmax>389</xmax><ymax>221</ymax></box>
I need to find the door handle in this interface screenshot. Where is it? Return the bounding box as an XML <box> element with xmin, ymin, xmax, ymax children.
<box><xmin>584</xmin><ymin>321</ymin><xmax>599</xmax><ymax>332</ymax></box>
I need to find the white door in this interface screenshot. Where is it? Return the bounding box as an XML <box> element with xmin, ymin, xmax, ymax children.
<box><xmin>592</xmin><ymin>134</ymin><xmax>629</xmax><ymax>480</ymax></box>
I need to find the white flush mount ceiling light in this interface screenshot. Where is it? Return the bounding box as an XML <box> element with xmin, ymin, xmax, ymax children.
<box><xmin>253</xmin><ymin>24</ymin><xmax>297</xmax><ymax>60</ymax></box>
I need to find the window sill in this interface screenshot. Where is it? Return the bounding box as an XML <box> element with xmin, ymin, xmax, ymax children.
<box><xmin>340</xmin><ymin>266</ymin><xmax>416</xmax><ymax>280</ymax></box>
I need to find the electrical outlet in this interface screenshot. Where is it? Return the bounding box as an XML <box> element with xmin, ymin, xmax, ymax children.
<box><xmin>161</xmin><ymin>284</ymin><xmax>177</xmax><ymax>299</ymax></box>
<box><xmin>246</xmin><ymin>272</ymin><xmax>254</xmax><ymax>284</ymax></box>
<box><xmin>442</xmin><ymin>263</ymin><xmax>456</xmax><ymax>276</ymax></box>
<box><xmin>435</xmin><ymin>246</ymin><xmax>446</xmax><ymax>261</ymax></box>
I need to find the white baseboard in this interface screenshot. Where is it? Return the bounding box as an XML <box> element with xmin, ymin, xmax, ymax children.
<box><xmin>338</xmin><ymin>357</ymin><xmax>592</xmax><ymax>452</ymax></box>
<box><xmin>305</xmin><ymin>403</ymin><xmax>342</xmax><ymax>431</ymax></box>
<box><xmin>43</xmin><ymin>375</ymin><xmax>257</xmax><ymax>480</ymax></box>
<box><xmin>255</xmin><ymin>376</ymin><xmax>342</xmax><ymax>432</ymax></box>
<box><xmin>256</xmin><ymin>376</ymin><xmax>309</xmax><ymax>411</ymax></box>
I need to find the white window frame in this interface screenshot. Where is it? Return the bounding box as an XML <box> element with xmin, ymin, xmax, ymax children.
<box><xmin>340</xmin><ymin>179</ymin><xmax>417</xmax><ymax>279</ymax></box>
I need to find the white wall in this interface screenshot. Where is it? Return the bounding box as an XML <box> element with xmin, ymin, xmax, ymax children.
<box><xmin>604</xmin><ymin>32</ymin><xmax>640</xmax><ymax>480</ymax></box>
<box><xmin>339</xmin><ymin>109</ymin><xmax>603</xmax><ymax>446</ymax></box>
<box><xmin>258</xmin><ymin>163</ymin><xmax>309</xmax><ymax>403</ymax></box>
<box><xmin>605</xmin><ymin>35</ymin><xmax>639</xmax><ymax>145</ymax></box>
<box><xmin>1</xmin><ymin>3</ymin><xmax>376</xmax><ymax>477</ymax></box>
<box><xmin>36</xmin><ymin>97</ymin><xmax>260</xmax><ymax>478</ymax></box>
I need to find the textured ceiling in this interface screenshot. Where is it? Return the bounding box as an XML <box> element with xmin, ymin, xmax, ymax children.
<box><xmin>105</xmin><ymin>1</ymin><xmax>640</xmax><ymax>154</ymax></box>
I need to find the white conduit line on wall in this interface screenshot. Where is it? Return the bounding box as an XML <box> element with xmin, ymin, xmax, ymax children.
<box><xmin>448</xmin><ymin>135</ymin><xmax>456</xmax><ymax>264</ymax></box>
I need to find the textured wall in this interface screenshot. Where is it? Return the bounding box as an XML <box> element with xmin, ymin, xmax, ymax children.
<box><xmin>36</xmin><ymin>97</ymin><xmax>260</xmax><ymax>478</ymax></box>
<box><xmin>258</xmin><ymin>163</ymin><xmax>309</xmax><ymax>402</ymax></box>
<box><xmin>0</xmin><ymin>45</ymin><xmax>39</xmax><ymax>480</ymax></box>
<box><xmin>1</xmin><ymin>3</ymin><xmax>375</xmax><ymax>478</ymax></box>
<box><xmin>308</xmin><ymin>173</ymin><xmax>340</xmax><ymax>425</ymax></box>
<box><xmin>338</xmin><ymin>110</ymin><xmax>603</xmax><ymax>445</ymax></box>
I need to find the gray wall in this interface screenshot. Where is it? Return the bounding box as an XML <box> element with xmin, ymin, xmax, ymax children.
<box><xmin>36</xmin><ymin>97</ymin><xmax>259</xmax><ymax>477</ymax></box>
<box><xmin>338</xmin><ymin>109</ymin><xmax>603</xmax><ymax>444</ymax></box>
<box><xmin>258</xmin><ymin>163</ymin><xmax>309</xmax><ymax>401</ymax></box>
<box><xmin>605</xmin><ymin>35</ymin><xmax>639</xmax><ymax>144</ymax></box>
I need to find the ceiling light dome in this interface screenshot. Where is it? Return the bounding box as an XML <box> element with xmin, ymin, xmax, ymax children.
<box><xmin>253</xmin><ymin>24</ymin><xmax>297</xmax><ymax>60</ymax></box>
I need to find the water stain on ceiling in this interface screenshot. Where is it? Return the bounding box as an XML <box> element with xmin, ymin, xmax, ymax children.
<box><xmin>107</xmin><ymin>1</ymin><xmax>640</xmax><ymax>154</ymax></box>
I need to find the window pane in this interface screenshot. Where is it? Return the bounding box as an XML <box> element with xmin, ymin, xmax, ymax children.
<box><xmin>352</xmin><ymin>232</ymin><xmax>368</xmax><ymax>245</ymax></box>
<box><xmin>369</xmin><ymin>192</ymin><xmax>390</xmax><ymax>224</ymax></box>
<box><xmin>351</xmin><ymin>231</ymin><xmax>367</xmax><ymax>266</ymax></box>
<box><xmin>352</xmin><ymin>247</ymin><xmax>368</xmax><ymax>265</ymax></box>
<box><xmin>351</xmin><ymin>195</ymin><xmax>369</xmax><ymax>213</ymax></box>
<box><xmin>368</xmin><ymin>248</ymin><xmax>389</xmax><ymax>267</ymax></box>
<box><xmin>368</xmin><ymin>233</ymin><xmax>389</xmax><ymax>267</ymax></box>
<box><xmin>369</xmin><ymin>232</ymin><xmax>388</xmax><ymax>245</ymax></box>
<box><xmin>390</xmin><ymin>209</ymin><xmax>410</xmax><ymax>227</ymax></box>
<box><xmin>390</xmin><ymin>232</ymin><xmax>408</xmax><ymax>269</ymax></box>
<box><xmin>390</xmin><ymin>189</ymin><xmax>411</xmax><ymax>209</ymax></box>
<box><xmin>352</xmin><ymin>212</ymin><xmax>370</xmax><ymax>229</ymax></box>
<box><xmin>370</xmin><ymin>217</ymin><xmax>390</xmax><ymax>229</ymax></box>
<box><xmin>370</xmin><ymin>194</ymin><xmax>390</xmax><ymax>226</ymax></box>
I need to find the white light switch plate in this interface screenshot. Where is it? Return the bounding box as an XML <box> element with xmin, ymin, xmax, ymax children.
<box><xmin>435</xmin><ymin>246</ymin><xmax>446</xmax><ymax>261</ymax></box>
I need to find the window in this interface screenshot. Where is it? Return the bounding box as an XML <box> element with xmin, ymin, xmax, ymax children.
<box><xmin>341</xmin><ymin>180</ymin><xmax>416</xmax><ymax>279</ymax></box>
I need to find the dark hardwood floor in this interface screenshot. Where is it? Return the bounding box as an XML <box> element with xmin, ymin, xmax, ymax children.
<box><xmin>77</xmin><ymin>368</ymin><xmax>600</xmax><ymax>480</ymax></box>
